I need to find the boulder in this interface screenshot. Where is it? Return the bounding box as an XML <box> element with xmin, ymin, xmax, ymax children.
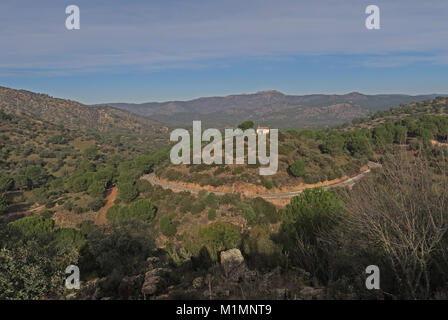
<box><xmin>220</xmin><ymin>248</ymin><xmax>248</xmax><ymax>281</ymax></box>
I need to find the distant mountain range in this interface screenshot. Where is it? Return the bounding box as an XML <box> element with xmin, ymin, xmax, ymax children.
<box><xmin>0</xmin><ymin>86</ymin><xmax>165</xmax><ymax>136</ymax></box>
<box><xmin>1</xmin><ymin>86</ymin><xmax>445</xmax><ymax>133</ymax></box>
<box><xmin>94</xmin><ymin>90</ymin><xmax>446</xmax><ymax>129</ymax></box>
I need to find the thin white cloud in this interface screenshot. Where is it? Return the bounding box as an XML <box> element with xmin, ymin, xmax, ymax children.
<box><xmin>0</xmin><ymin>0</ymin><xmax>448</xmax><ymax>75</ymax></box>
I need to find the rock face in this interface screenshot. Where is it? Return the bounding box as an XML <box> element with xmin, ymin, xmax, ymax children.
<box><xmin>141</xmin><ymin>268</ymin><xmax>170</xmax><ymax>298</ymax></box>
<box><xmin>220</xmin><ymin>249</ymin><xmax>245</xmax><ymax>277</ymax></box>
<box><xmin>220</xmin><ymin>248</ymin><xmax>255</xmax><ymax>282</ymax></box>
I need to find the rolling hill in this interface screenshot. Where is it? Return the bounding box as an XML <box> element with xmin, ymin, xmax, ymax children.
<box><xmin>0</xmin><ymin>86</ymin><xmax>167</xmax><ymax>137</ymax></box>
<box><xmin>94</xmin><ymin>90</ymin><xmax>445</xmax><ymax>129</ymax></box>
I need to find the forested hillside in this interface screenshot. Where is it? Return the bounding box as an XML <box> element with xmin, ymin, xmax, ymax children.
<box><xmin>0</xmin><ymin>97</ymin><xmax>447</xmax><ymax>300</ymax></box>
<box><xmin>0</xmin><ymin>86</ymin><xmax>168</xmax><ymax>138</ymax></box>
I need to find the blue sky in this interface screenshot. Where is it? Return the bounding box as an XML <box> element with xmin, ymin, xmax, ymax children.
<box><xmin>0</xmin><ymin>0</ymin><xmax>447</xmax><ymax>103</ymax></box>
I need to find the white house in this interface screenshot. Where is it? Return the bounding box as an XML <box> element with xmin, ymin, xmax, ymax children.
<box><xmin>256</xmin><ymin>126</ymin><xmax>270</xmax><ymax>135</ymax></box>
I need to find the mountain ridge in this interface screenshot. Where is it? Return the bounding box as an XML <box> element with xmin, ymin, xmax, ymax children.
<box><xmin>0</xmin><ymin>86</ymin><xmax>167</xmax><ymax>137</ymax></box>
<box><xmin>93</xmin><ymin>90</ymin><xmax>447</xmax><ymax>129</ymax></box>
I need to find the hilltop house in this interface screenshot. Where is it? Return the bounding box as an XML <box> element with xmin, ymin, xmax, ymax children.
<box><xmin>256</xmin><ymin>126</ymin><xmax>270</xmax><ymax>135</ymax></box>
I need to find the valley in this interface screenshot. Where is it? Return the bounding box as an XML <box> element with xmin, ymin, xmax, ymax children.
<box><xmin>0</xmin><ymin>86</ymin><xmax>447</xmax><ymax>300</ymax></box>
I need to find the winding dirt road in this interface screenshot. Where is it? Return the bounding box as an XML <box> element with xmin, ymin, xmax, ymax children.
<box><xmin>141</xmin><ymin>162</ymin><xmax>380</xmax><ymax>200</ymax></box>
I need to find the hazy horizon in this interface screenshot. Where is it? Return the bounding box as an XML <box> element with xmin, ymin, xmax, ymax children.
<box><xmin>1</xmin><ymin>0</ymin><xmax>447</xmax><ymax>104</ymax></box>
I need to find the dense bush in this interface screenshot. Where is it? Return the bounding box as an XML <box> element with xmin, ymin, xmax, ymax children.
<box><xmin>207</xmin><ymin>208</ymin><xmax>217</xmax><ymax>221</ymax></box>
<box><xmin>118</xmin><ymin>183</ymin><xmax>138</xmax><ymax>203</ymax></box>
<box><xmin>0</xmin><ymin>176</ymin><xmax>13</xmax><ymax>192</ymax></box>
<box><xmin>277</xmin><ymin>188</ymin><xmax>346</xmax><ymax>280</ymax></box>
<box><xmin>183</xmin><ymin>222</ymin><xmax>241</xmax><ymax>262</ymax></box>
<box><xmin>87</xmin><ymin>181</ymin><xmax>105</xmax><ymax>198</ymax></box>
<box><xmin>106</xmin><ymin>199</ymin><xmax>156</xmax><ymax>223</ymax></box>
<box><xmin>289</xmin><ymin>159</ymin><xmax>306</xmax><ymax>177</ymax></box>
<box><xmin>8</xmin><ymin>216</ymin><xmax>55</xmax><ymax>238</ymax></box>
<box><xmin>159</xmin><ymin>216</ymin><xmax>177</xmax><ymax>237</ymax></box>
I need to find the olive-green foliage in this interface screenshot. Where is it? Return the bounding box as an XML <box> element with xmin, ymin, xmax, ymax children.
<box><xmin>183</xmin><ymin>222</ymin><xmax>241</xmax><ymax>262</ymax></box>
<box><xmin>8</xmin><ymin>216</ymin><xmax>55</xmax><ymax>238</ymax></box>
<box><xmin>25</xmin><ymin>166</ymin><xmax>48</xmax><ymax>188</ymax></box>
<box><xmin>342</xmin><ymin>131</ymin><xmax>372</xmax><ymax>157</ymax></box>
<box><xmin>289</xmin><ymin>159</ymin><xmax>306</xmax><ymax>177</ymax></box>
<box><xmin>0</xmin><ymin>176</ymin><xmax>13</xmax><ymax>192</ymax></box>
<box><xmin>88</xmin><ymin>198</ymin><xmax>105</xmax><ymax>212</ymax></box>
<box><xmin>251</xmin><ymin>197</ymin><xmax>279</xmax><ymax>223</ymax></box>
<box><xmin>0</xmin><ymin>194</ymin><xmax>9</xmax><ymax>214</ymax></box>
<box><xmin>320</xmin><ymin>133</ymin><xmax>345</xmax><ymax>156</ymax></box>
<box><xmin>159</xmin><ymin>216</ymin><xmax>177</xmax><ymax>237</ymax></box>
<box><xmin>394</xmin><ymin>125</ymin><xmax>408</xmax><ymax>144</ymax></box>
<box><xmin>208</xmin><ymin>208</ymin><xmax>217</xmax><ymax>221</ymax></box>
<box><xmin>129</xmin><ymin>199</ymin><xmax>157</xmax><ymax>221</ymax></box>
<box><xmin>13</xmin><ymin>175</ymin><xmax>30</xmax><ymax>190</ymax></box>
<box><xmin>87</xmin><ymin>180</ymin><xmax>105</xmax><ymax>198</ymax></box>
<box><xmin>261</xmin><ymin>177</ymin><xmax>274</xmax><ymax>189</ymax></box>
<box><xmin>134</xmin><ymin>154</ymin><xmax>154</xmax><ymax>174</ymax></box>
<box><xmin>373</xmin><ymin>125</ymin><xmax>394</xmax><ymax>146</ymax></box>
<box><xmin>95</xmin><ymin>167</ymin><xmax>116</xmax><ymax>187</ymax></box>
<box><xmin>0</xmin><ymin>245</ymin><xmax>67</xmax><ymax>300</ymax></box>
<box><xmin>79</xmin><ymin>220</ymin><xmax>155</xmax><ymax>278</ymax></box>
<box><xmin>118</xmin><ymin>183</ymin><xmax>138</xmax><ymax>203</ymax></box>
<box><xmin>117</xmin><ymin>173</ymin><xmax>136</xmax><ymax>185</ymax></box>
<box><xmin>240</xmin><ymin>202</ymin><xmax>258</xmax><ymax>226</ymax></box>
<box><xmin>107</xmin><ymin>199</ymin><xmax>156</xmax><ymax>223</ymax></box>
<box><xmin>83</xmin><ymin>146</ymin><xmax>98</xmax><ymax>160</ymax></box>
<box><xmin>205</xmin><ymin>192</ymin><xmax>217</xmax><ymax>207</ymax></box>
<box><xmin>55</xmin><ymin>228</ymin><xmax>85</xmax><ymax>249</ymax></box>
<box><xmin>31</xmin><ymin>187</ymin><xmax>48</xmax><ymax>205</ymax></box>
<box><xmin>242</xmin><ymin>226</ymin><xmax>283</xmax><ymax>268</ymax></box>
<box><xmin>238</xmin><ymin>120</ymin><xmax>254</xmax><ymax>131</ymax></box>
<box><xmin>47</xmin><ymin>134</ymin><xmax>63</xmax><ymax>144</ymax></box>
<box><xmin>278</xmin><ymin>188</ymin><xmax>345</xmax><ymax>279</ymax></box>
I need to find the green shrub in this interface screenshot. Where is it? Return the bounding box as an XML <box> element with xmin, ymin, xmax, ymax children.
<box><xmin>88</xmin><ymin>181</ymin><xmax>105</xmax><ymax>198</ymax></box>
<box><xmin>88</xmin><ymin>198</ymin><xmax>105</xmax><ymax>212</ymax></box>
<box><xmin>205</xmin><ymin>192</ymin><xmax>217</xmax><ymax>207</ymax></box>
<box><xmin>8</xmin><ymin>215</ymin><xmax>54</xmax><ymax>238</ymax></box>
<box><xmin>160</xmin><ymin>216</ymin><xmax>177</xmax><ymax>237</ymax></box>
<box><xmin>237</xmin><ymin>120</ymin><xmax>254</xmax><ymax>131</ymax></box>
<box><xmin>129</xmin><ymin>199</ymin><xmax>157</xmax><ymax>222</ymax></box>
<box><xmin>289</xmin><ymin>159</ymin><xmax>306</xmax><ymax>177</ymax></box>
<box><xmin>0</xmin><ymin>176</ymin><xmax>13</xmax><ymax>192</ymax></box>
<box><xmin>83</xmin><ymin>146</ymin><xmax>98</xmax><ymax>160</ymax></box>
<box><xmin>47</xmin><ymin>135</ymin><xmax>63</xmax><ymax>144</ymax></box>
<box><xmin>251</xmin><ymin>197</ymin><xmax>279</xmax><ymax>223</ymax></box>
<box><xmin>261</xmin><ymin>177</ymin><xmax>274</xmax><ymax>190</ymax></box>
<box><xmin>277</xmin><ymin>188</ymin><xmax>345</xmax><ymax>279</ymax></box>
<box><xmin>0</xmin><ymin>194</ymin><xmax>9</xmax><ymax>214</ymax></box>
<box><xmin>118</xmin><ymin>183</ymin><xmax>138</xmax><ymax>203</ymax></box>
<box><xmin>240</xmin><ymin>203</ymin><xmax>257</xmax><ymax>226</ymax></box>
<box><xmin>208</xmin><ymin>208</ymin><xmax>217</xmax><ymax>221</ymax></box>
<box><xmin>183</xmin><ymin>222</ymin><xmax>241</xmax><ymax>262</ymax></box>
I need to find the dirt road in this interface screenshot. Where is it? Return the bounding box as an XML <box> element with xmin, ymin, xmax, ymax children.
<box><xmin>141</xmin><ymin>162</ymin><xmax>380</xmax><ymax>200</ymax></box>
<box><xmin>96</xmin><ymin>187</ymin><xmax>118</xmax><ymax>225</ymax></box>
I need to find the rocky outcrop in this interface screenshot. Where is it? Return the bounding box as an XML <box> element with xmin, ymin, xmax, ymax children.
<box><xmin>220</xmin><ymin>248</ymin><xmax>256</xmax><ymax>282</ymax></box>
<box><xmin>141</xmin><ymin>268</ymin><xmax>171</xmax><ymax>298</ymax></box>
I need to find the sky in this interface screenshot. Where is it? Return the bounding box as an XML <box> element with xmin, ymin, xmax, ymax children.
<box><xmin>0</xmin><ymin>0</ymin><xmax>447</xmax><ymax>104</ymax></box>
